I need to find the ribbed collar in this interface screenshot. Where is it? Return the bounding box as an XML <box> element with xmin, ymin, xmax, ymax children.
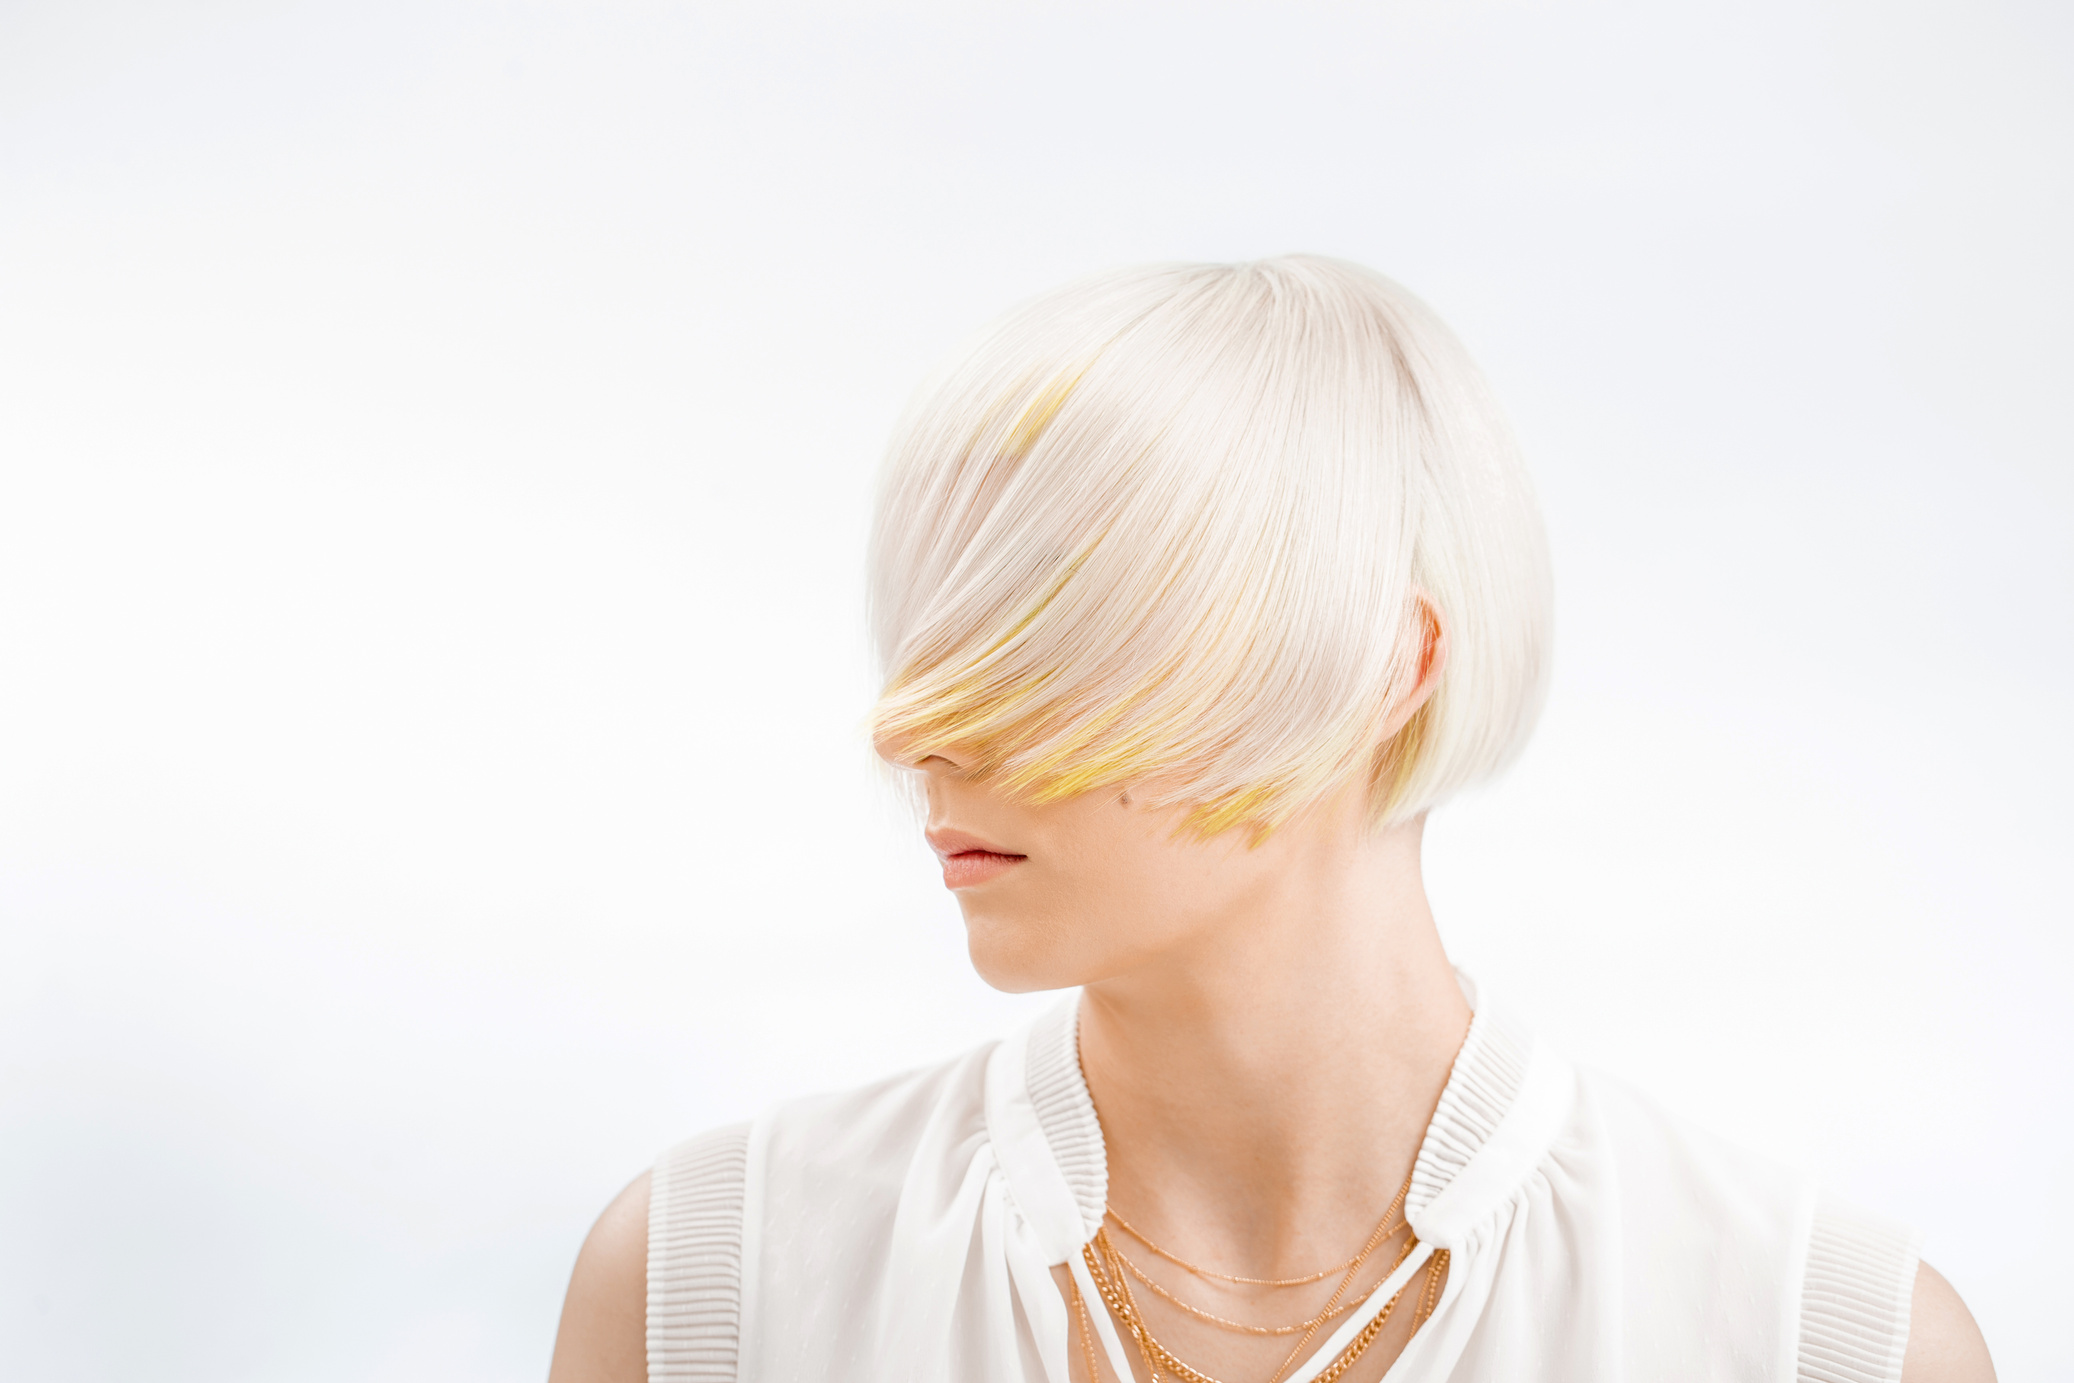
<box><xmin>988</xmin><ymin>973</ymin><xmax>1575</xmax><ymax>1265</ymax></box>
<box><xmin>1401</xmin><ymin>975</ymin><xmax>1575</xmax><ymax>1249</ymax></box>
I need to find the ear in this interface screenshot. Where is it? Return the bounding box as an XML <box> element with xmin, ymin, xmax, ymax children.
<box><xmin>1376</xmin><ymin>589</ymin><xmax>1449</xmax><ymax>745</ymax></box>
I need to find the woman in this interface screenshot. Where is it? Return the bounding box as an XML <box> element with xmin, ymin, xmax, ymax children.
<box><xmin>549</xmin><ymin>257</ymin><xmax>1994</xmax><ymax>1382</ymax></box>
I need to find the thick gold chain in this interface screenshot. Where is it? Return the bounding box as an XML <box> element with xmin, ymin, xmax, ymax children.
<box><xmin>1260</xmin><ymin>1231</ymin><xmax>1418</xmax><ymax>1383</ymax></box>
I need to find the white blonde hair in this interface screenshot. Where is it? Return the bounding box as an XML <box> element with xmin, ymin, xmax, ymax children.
<box><xmin>867</xmin><ymin>255</ymin><xmax>1551</xmax><ymax>837</ymax></box>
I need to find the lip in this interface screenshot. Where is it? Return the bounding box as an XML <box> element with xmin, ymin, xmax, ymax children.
<box><xmin>926</xmin><ymin>826</ymin><xmax>1027</xmax><ymax>890</ymax></box>
<box><xmin>926</xmin><ymin>827</ymin><xmax>1017</xmax><ymax>858</ymax></box>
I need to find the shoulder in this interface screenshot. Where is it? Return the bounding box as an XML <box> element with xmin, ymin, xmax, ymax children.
<box><xmin>777</xmin><ymin>1041</ymin><xmax>997</xmax><ymax>1134</ymax></box>
<box><xmin>758</xmin><ymin>1040</ymin><xmax>998</xmax><ymax>1196</ymax></box>
<box><xmin>1564</xmin><ymin>1064</ymin><xmax>1809</xmax><ymax>1233</ymax></box>
<box><xmin>641</xmin><ymin>1045</ymin><xmax>1006</xmax><ymax>1380</ymax></box>
<box><xmin>1563</xmin><ymin>1066</ymin><xmax>1991</xmax><ymax>1380</ymax></box>
<box><xmin>547</xmin><ymin>1169</ymin><xmax>650</xmax><ymax>1383</ymax></box>
<box><xmin>1544</xmin><ymin>1067</ymin><xmax>1810</xmax><ymax>1362</ymax></box>
<box><xmin>549</xmin><ymin>1121</ymin><xmax>765</xmax><ymax>1383</ymax></box>
<box><xmin>1902</xmin><ymin>1261</ymin><xmax>1996</xmax><ymax>1383</ymax></box>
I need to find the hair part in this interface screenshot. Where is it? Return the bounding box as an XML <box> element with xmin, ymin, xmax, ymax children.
<box><xmin>867</xmin><ymin>255</ymin><xmax>1552</xmax><ymax>838</ymax></box>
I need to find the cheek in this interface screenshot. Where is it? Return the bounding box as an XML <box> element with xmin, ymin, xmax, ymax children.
<box><xmin>1059</xmin><ymin>802</ymin><xmax>1257</xmax><ymax>906</ymax></box>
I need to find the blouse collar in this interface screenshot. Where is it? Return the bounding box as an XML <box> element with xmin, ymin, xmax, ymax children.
<box><xmin>987</xmin><ymin>971</ymin><xmax>1575</xmax><ymax>1266</ymax></box>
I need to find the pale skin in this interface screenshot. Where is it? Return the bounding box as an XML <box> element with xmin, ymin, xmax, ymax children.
<box><xmin>549</xmin><ymin>604</ymin><xmax>1994</xmax><ymax>1382</ymax></box>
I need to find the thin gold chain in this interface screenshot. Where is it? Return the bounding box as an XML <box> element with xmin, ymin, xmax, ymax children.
<box><xmin>1082</xmin><ymin>1231</ymin><xmax>1426</xmax><ymax>1383</ymax></box>
<box><xmin>1086</xmin><ymin>1233</ymin><xmax>1194</xmax><ymax>1382</ymax></box>
<box><xmin>1103</xmin><ymin>1169</ymin><xmax>1414</xmax><ymax>1290</ymax></box>
<box><xmin>1072</xmin><ymin>1272</ymin><xmax>1106</xmax><ymax>1382</ymax></box>
<box><xmin>1103</xmin><ymin>1222</ymin><xmax>1406</xmax><ymax>1335</ymax></box>
<box><xmin>1303</xmin><ymin>1263</ymin><xmax>1421</xmax><ymax>1383</ymax></box>
<box><xmin>1262</xmin><ymin>1231</ymin><xmax>1416</xmax><ymax>1383</ymax></box>
<box><xmin>1120</xmin><ymin>1238</ymin><xmax>1170</xmax><ymax>1383</ymax></box>
<box><xmin>1079</xmin><ymin>1017</ymin><xmax>1468</xmax><ymax>1380</ymax></box>
<box><xmin>1412</xmin><ymin>1248</ymin><xmax>1449</xmax><ymax>1329</ymax></box>
<box><xmin>1084</xmin><ymin>1236</ymin><xmax>1451</xmax><ymax>1383</ymax></box>
<box><xmin>1103</xmin><ymin>1232</ymin><xmax>1166</xmax><ymax>1383</ymax></box>
<box><xmin>1079</xmin><ymin>1163</ymin><xmax>1417</xmax><ymax>1383</ymax></box>
<box><xmin>1104</xmin><ymin>1207</ymin><xmax>1361</xmax><ymax>1288</ymax></box>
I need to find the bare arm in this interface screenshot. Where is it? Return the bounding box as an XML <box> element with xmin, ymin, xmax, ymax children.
<box><xmin>1901</xmin><ymin>1261</ymin><xmax>1995</xmax><ymax>1383</ymax></box>
<box><xmin>547</xmin><ymin>1170</ymin><xmax>651</xmax><ymax>1383</ymax></box>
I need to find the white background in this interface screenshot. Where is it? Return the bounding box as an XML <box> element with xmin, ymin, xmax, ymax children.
<box><xmin>2</xmin><ymin>2</ymin><xmax>2067</xmax><ymax>1378</ymax></box>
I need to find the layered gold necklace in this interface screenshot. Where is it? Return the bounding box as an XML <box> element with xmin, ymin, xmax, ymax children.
<box><xmin>1072</xmin><ymin>1168</ymin><xmax>1449</xmax><ymax>1383</ymax></box>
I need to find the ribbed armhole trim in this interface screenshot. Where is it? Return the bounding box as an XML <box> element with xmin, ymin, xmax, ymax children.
<box><xmin>1405</xmin><ymin>1007</ymin><xmax>1531</xmax><ymax>1223</ymax></box>
<box><xmin>1796</xmin><ymin>1200</ymin><xmax>1922</xmax><ymax>1383</ymax></box>
<box><xmin>646</xmin><ymin>1123</ymin><xmax>750</xmax><ymax>1383</ymax></box>
<box><xmin>1025</xmin><ymin>996</ymin><xmax>1108</xmax><ymax>1240</ymax></box>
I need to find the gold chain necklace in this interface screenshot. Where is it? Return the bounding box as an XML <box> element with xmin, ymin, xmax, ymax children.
<box><xmin>1072</xmin><ymin>1274</ymin><xmax>1107</xmax><ymax>1383</ymax></box>
<box><xmin>1104</xmin><ymin>1206</ymin><xmax>1372</xmax><ymax>1288</ymax></box>
<box><xmin>1078</xmin><ymin>1169</ymin><xmax>1450</xmax><ymax>1382</ymax></box>
<box><xmin>1257</xmin><ymin>1220</ymin><xmax>1412</xmax><ymax>1383</ymax></box>
<box><xmin>1082</xmin><ymin>1230</ymin><xmax>1431</xmax><ymax>1383</ymax></box>
<box><xmin>1083</xmin><ymin>1207</ymin><xmax>1402</xmax><ymax>1383</ymax></box>
<box><xmin>1094</xmin><ymin>1167</ymin><xmax>1412</xmax><ymax>1341</ymax></box>
<box><xmin>1103</xmin><ymin>1166</ymin><xmax>1414</xmax><ymax>1290</ymax></box>
<box><xmin>1104</xmin><ymin>1234</ymin><xmax>1386</xmax><ymax>1335</ymax></box>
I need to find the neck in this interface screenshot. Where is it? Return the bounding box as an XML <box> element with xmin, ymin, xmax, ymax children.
<box><xmin>1075</xmin><ymin>810</ymin><xmax>1470</xmax><ymax>1278</ymax></box>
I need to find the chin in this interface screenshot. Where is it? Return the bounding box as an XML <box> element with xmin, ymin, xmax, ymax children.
<box><xmin>960</xmin><ymin>904</ymin><xmax>1087</xmax><ymax>994</ymax></box>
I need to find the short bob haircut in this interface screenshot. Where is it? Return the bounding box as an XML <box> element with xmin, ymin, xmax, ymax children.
<box><xmin>868</xmin><ymin>256</ymin><xmax>1552</xmax><ymax>839</ymax></box>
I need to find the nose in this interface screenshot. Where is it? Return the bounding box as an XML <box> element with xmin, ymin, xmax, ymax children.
<box><xmin>872</xmin><ymin>731</ymin><xmax>971</xmax><ymax>776</ymax></box>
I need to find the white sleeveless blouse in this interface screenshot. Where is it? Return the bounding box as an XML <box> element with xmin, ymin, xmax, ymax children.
<box><xmin>646</xmin><ymin>980</ymin><xmax>1921</xmax><ymax>1382</ymax></box>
